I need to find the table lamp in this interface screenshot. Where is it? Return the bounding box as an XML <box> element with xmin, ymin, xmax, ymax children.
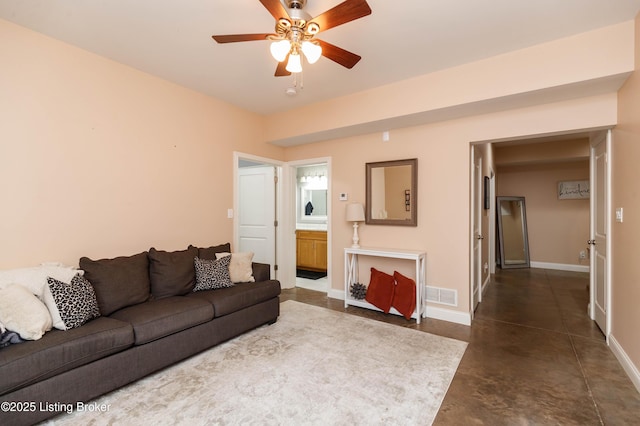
<box><xmin>346</xmin><ymin>203</ymin><xmax>365</xmax><ymax>248</ymax></box>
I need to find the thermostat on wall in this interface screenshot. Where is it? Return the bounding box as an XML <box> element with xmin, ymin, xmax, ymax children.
<box><xmin>339</xmin><ymin>193</ymin><xmax>348</xmax><ymax>201</ymax></box>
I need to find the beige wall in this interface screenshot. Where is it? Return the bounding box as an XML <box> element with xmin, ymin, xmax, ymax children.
<box><xmin>612</xmin><ymin>12</ymin><xmax>640</xmax><ymax>375</ymax></box>
<box><xmin>497</xmin><ymin>161</ymin><xmax>590</xmax><ymax>266</ymax></box>
<box><xmin>0</xmin><ymin>19</ymin><xmax>284</xmax><ymax>268</ymax></box>
<box><xmin>285</xmin><ymin>94</ymin><xmax>617</xmax><ymax>314</ymax></box>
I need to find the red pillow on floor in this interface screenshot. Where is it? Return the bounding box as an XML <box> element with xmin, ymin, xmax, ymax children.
<box><xmin>392</xmin><ymin>271</ymin><xmax>416</xmax><ymax>320</ymax></box>
<box><xmin>365</xmin><ymin>268</ymin><xmax>395</xmax><ymax>313</ymax></box>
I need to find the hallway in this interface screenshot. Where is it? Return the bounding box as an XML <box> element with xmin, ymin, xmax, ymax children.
<box><xmin>281</xmin><ymin>268</ymin><xmax>640</xmax><ymax>424</ymax></box>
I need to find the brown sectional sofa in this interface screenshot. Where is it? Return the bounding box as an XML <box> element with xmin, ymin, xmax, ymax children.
<box><xmin>0</xmin><ymin>243</ymin><xmax>281</xmax><ymax>425</ymax></box>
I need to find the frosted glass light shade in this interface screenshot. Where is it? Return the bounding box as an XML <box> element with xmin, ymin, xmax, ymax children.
<box><xmin>301</xmin><ymin>41</ymin><xmax>322</xmax><ymax>64</ymax></box>
<box><xmin>270</xmin><ymin>40</ymin><xmax>291</xmax><ymax>62</ymax></box>
<box><xmin>346</xmin><ymin>203</ymin><xmax>365</xmax><ymax>222</ymax></box>
<box><xmin>286</xmin><ymin>52</ymin><xmax>302</xmax><ymax>73</ymax></box>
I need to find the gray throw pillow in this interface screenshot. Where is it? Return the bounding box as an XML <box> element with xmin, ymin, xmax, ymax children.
<box><xmin>193</xmin><ymin>256</ymin><xmax>234</xmax><ymax>291</ymax></box>
<box><xmin>190</xmin><ymin>243</ymin><xmax>231</xmax><ymax>261</ymax></box>
<box><xmin>79</xmin><ymin>252</ymin><xmax>150</xmax><ymax>316</ymax></box>
<box><xmin>148</xmin><ymin>246</ymin><xmax>198</xmax><ymax>299</ymax></box>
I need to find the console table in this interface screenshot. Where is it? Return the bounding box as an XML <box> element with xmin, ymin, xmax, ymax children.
<box><xmin>344</xmin><ymin>247</ymin><xmax>427</xmax><ymax>323</ymax></box>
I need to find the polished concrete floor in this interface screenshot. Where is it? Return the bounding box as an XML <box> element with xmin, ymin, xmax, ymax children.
<box><xmin>280</xmin><ymin>268</ymin><xmax>640</xmax><ymax>425</ymax></box>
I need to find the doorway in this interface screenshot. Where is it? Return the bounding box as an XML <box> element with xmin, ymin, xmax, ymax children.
<box><xmin>290</xmin><ymin>159</ymin><xmax>331</xmax><ymax>294</ymax></box>
<box><xmin>234</xmin><ymin>153</ymin><xmax>283</xmax><ymax>280</ymax></box>
<box><xmin>471</xmin><ymin>129</ymin><xmax>612</xmax><ymax>341</ymax></box>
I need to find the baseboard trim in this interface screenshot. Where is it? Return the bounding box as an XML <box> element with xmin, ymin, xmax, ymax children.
<box><xmin>425</xmin><ymin>305</ymin><xmax>472</xmax><ymax>326</ymax></box>
<box><xmin>530</xmin><ymin>261</ymin><xmax>589</xmax><ymax>273</ymax></box>
<box><xmin>328</xmin><ymin>289</ymin><xmax>471</xmax><ymax>326</ymax></box>
<box><xmin>609</xmin><ymin>334</ymin><xmax>640</xmax><ymax>394</ymax></box>
<box><xmin>328</xmin><ymin>289</ymin><xmax>344</xmax><ymax>300</ymax></box>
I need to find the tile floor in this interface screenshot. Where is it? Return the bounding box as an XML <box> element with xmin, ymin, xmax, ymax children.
<box><xmin>280</xmin><ymin>268</ymin><xmax>640</xmax><ymax>425</ymax></box>
<box><xmin>295</xmin><ymin>276</ymin><xmax>328</xmax><ymax>292</ymax></box>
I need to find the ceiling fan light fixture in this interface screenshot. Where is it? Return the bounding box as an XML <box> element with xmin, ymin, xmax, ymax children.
<box><xmin>301</xmin><ymin>41</ymin><xmax>322</xmax><ymax>64</ymax></box>
<box><xmin>270</xmin><ymin>39</ymin><xmax>291</xmax><ymax>62</ymax></box>
<box><xmin>286</xmin><ymin>52</ymin><xmax>302</xmax><ymax>73</ymax></box>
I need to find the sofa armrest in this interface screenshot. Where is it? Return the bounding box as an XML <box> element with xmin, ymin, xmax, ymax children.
<box><xmin>252</xmin><ymin>262</ymin><xmax>271</xmax><ymax>282</ymax></box>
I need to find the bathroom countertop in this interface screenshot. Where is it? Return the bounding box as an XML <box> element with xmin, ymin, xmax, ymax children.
<box><xmin>296</xmin><ymin>223</ymin><xmax>327</xmax><ymax>231</ymax></box>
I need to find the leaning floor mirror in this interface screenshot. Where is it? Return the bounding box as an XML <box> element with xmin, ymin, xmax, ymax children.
<box><xmin>496</xmin><ymin>196</ymin><xmax>531</xmax><ymax>268</ymax></box>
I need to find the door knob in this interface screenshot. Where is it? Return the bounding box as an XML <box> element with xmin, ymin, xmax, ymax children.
<box><xmin>587</xmin><ymin>239</ymin><xmax>596</xmax><ymax>245</ymax></box>
<box><xmin>476</xmin><ymin>235</ymin><xmax>484</xmax><ymax>240</ymax></box>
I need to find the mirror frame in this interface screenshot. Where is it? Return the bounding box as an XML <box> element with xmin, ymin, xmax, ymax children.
<box><xmin>496</xmin><ymin>196</ymin><xmax>531</xmax><ymax>269</ymax></box>
<box><xmin>365</xmin><ymin>158</ymin><xmax>418</xmax><ymax>226</ymax></box>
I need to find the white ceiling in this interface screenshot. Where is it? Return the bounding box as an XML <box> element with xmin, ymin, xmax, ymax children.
<box><xmin>2</xmin><ymin>0</ymin><xmax>640</xmax><ymax>116</ymax></box>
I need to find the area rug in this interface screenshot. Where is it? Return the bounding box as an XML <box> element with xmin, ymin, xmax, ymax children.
<box><xmin>296</xmin><ymin>269</ymin><xmax>327</xmax><ymax>280</ymax></box>
<box><xmin>46</xmin><ymin>300</ymin><xmax>467</xmax><ymax>425</ymax></box>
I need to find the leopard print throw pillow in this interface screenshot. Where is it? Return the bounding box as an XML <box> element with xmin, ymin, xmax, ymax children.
<box><xmin>47</xmin><ymin>274</ymin><xmax>100</xmax><ymax>330</ymax></box>
<box><xmin>193</xmin><ymin>255</ymin><xmax>234</xmax><ymax>291</ymax></box>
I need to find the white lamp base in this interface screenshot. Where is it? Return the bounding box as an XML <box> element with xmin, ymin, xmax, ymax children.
<box><xmin>351</xmin><ymin>222</ymin><xmax>361</xmax><ymax>248</ymax></box>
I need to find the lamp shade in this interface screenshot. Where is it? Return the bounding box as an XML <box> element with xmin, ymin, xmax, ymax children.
<box><xmin>301</xmin><ymin>41</ymin><xmax>322</xmax><ymax>64</ymax></box>
<box><xmin>346</xmin><ymin>203</ymin><xmax>365</xmax><ymax>222</ymax></box>
<box><xmin>270</xmin><ymin>40</ymin><xmax>291</xmax><ymax>62</ymax></box>
<box><xmin>286</xmin><ymin>52</ymin><xmax>302</xmax><ymax>73</ymax></box>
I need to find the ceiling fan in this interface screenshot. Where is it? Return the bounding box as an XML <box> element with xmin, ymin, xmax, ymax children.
<box><xmin>212</xmin><ymin>0</ymin><xmax>372</xmax><ymax>76</ymax></box>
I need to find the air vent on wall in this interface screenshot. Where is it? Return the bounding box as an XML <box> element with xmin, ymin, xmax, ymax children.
<box><xmin>426</xmin><ymin>286</ymin><xmax>458</xmax><ymax>307</ymax></box>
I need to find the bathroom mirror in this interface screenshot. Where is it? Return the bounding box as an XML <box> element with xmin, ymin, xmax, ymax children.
<box><xmin>496</xmin><ymin>196</ymin><xmax>530</xmax><ymax>268</ymax></box>
<box><xmin>365</xmin><ymin>158</ymin><xmax>417</xmax><ymax>226</ymax></box>
<box><xmin>300</xmin><ymin>188</ymin><xmax>327</xmax><ymax>221</ymax></box>
<box><xmin>297</xmin><ymin>164</ymin><xmax>328</xmax><ymax>225</ymax></box>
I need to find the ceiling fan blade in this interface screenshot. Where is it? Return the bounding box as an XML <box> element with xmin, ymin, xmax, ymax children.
<box><xmin>212</xmin><ymin>34</ymin><xmax>273</xmax><ymax>43</ymax></box>
<box><xmin>275</xmin><ymin>59</ymin><xmax>292</xmax><ymax>77</ymax></box>
<box><xmin>259</xmin><ymin>0</ymin><xmax>290</xmax><ymax>21</ymax></box>
<box><xmin>317</xmin><ymin>39</ymin><xmax>361</xmax><ymax>69</ymax></box>
<box><xmin>309</xmin><ymin>0</ymin><xmax>372</xmax><ymax>32</ymax></box>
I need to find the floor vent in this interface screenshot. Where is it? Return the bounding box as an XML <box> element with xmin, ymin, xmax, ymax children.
<box><xmin>426</xmin><ymin>286</ymin><xmax>458</xmax><ymax>307</ymax></box>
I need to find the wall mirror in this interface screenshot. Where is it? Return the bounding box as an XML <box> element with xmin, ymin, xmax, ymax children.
<box><xmin>300</xmin><ymin>188</ymin><xmax>327</xmax><ymax>221</ymax></box>
<box><xmin>365</xmin><ymin>158</ymin><xmax>417</xmax><ymax>226</ymax></box>
<box><xmin>297</xmin><ymin>164</ymin><xmax>328</xmax><ymax>224</ymax></box>
<box><xmin>496</xmin><ymin>196</ymin><xmax>530</xmax><ymax>268</ymax></box>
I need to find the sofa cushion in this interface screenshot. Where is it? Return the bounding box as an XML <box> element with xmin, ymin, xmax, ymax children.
<box><xmin>0</xmin><ymin>316</ymin><xmax>133</xmax><ymax>396</ymax></box>
<box><xmin>109</xmin><ymin>297</ymin><xmax>214</xmax><ymax>345</ymax></box>
<box><xmin>187</xmin><ymin>280</ymin><xmax>281</xmax><ymax>318</ymax></box>
<box><xmin>193</xmin><ymin>256</ymin><xmax>234</xmax><ymax>291</ymax></box>
<box><xmin>190</xmin><ymin>243</ymin><xmax>231</xmax><ymax>260</ymax></box>
<box><xmin>47</xmin><ymin>274</ymin><xmax>101</xmax><ymax>330</ymax></box>
<box><xmin>251</xmin><ymin>262</ymin><xmax>271</xmax><ymax>282</ymax></box>
<box><xmin>80</xmin><ymin>252</ymin><xmax>150</xmax><ymax>316</ymax></box>
<box><xmin>148</xmin><ymin>246</ymin><xmax>198</xmax><ymax>299</ymax></box>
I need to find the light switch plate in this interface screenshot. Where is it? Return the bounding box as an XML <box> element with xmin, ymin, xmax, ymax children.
<box><xmin>616</xmin><ymin>207</ymin><xmax>623</xmax><ymax>223</ymax></box>
<box><xmin>339</xmin><ymin>193</ymin><xmax>348</xmax><ymax>201</ymax></box>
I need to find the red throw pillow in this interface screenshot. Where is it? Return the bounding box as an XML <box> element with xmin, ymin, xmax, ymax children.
<box><xmin>365</xmin><ymin>268</ymin><xmax>395</xmax><ymax>313</ymax></box>
<box><xmin>392</xmin><ymin>271</ymin><xmax>417</xmax><ymax>320</ymax></box>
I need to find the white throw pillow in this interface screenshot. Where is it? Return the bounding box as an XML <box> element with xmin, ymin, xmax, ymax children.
<box><xmin>215</xmin><ymin>252</ymin><xmax>255</xmax><ymax>283</ymax></box>
<box><xmin>0</xmin><ymin>284</ymin><xmax>53</xmax><ymax>340</ymax></box>
<box><xmin>0</xmin><ymin>264</ymin><xmax>81</xmax><ymax>330</ymax></box>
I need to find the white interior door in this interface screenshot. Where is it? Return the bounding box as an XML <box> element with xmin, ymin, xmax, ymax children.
<box><xmin>238</xmin><ymin>165</ymin><xmax>276</xmax><ymax>276</ymax></box>
<box><xmin>471</xmin><ymin>149</ymin><xmax>483</xmax><ymax>312</ymax></box>
<box><xmin>589</xmin><ymin>131</ymin><xmax>610</xmax><ymax>337</ymax></box>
